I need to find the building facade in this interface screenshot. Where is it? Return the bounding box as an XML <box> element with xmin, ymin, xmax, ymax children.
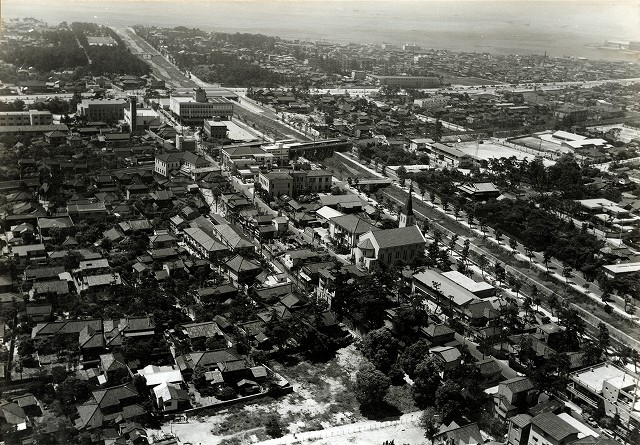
<box><xmin>77</xmin><ymin>99</ymin><xmax>128</xmax><ymax>121</ymax></box>
<box><xmin>355</xmin><ymin>226</ymin><xmax>426</xmax><ymax>270</ymax></box>
<box><xmin>0</xmin><ymin>110</ymin><xmax>53</xmax><ymax>126</ymax></box>
<box><xmin>169</xmin><ymin>88</ymin><xmax>234</xmax><ymax>125</ymax></box>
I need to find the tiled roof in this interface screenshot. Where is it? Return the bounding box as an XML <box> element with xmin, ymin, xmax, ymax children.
<box><xmin>370</xmin><ymin>225</ymin><xmax>425</xmax><ymax>249</ymax></box>
<box><xmin>510</xmin><ymin>413</ymin><xmax>532</xmax><ymax>428</ymax></box>
<box><xmin>435</xmin><ymin>422</ymin><xmax>483</xmax><ymax>445</ymax></box>
<box><xmin>330</xmin><ymin>214</ymin><xmax>378</xmax><ymax>234</ymax></box>
<box><xmin>225</xmin><ymin>255</ymin><xmax>261</xmax><ymax>273</ymax></box>
<box><xmin>531</xmin><ymin>412</ymin><xmax>579</xmax><ymax>442</ymax></box>
<box><xmin>182</xmin><ymin>321</ymin><xmax>223</xmax><ymax>339</ymax></box>
<box><xmin>501</xmin><ymin>376</ymin><xmax>535</xmax><ymax>393</ymax></box>
<box><xmin>184</xmin><ymin>227</ymin><xmax>227</xmax><ymax>253</ymax></box>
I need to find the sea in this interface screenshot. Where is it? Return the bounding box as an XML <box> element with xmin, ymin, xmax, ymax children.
<box><xmin>2</xmin><ymin>0</ymin><xmax>640</xmax><ymax>61</ymax></box>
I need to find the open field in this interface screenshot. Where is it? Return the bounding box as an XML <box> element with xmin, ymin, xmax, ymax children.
<box><xmin>587</xmin><ymin>124</ymin><xmax>640</xmax><ymax>143</ymax></box>
<box><xmin>456</xmin><ymin>140</ymin><xmax>555</xmax><ymax>165</ymax></box>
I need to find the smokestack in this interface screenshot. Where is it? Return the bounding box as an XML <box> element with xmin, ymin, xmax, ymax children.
<box><xmin>129</xmin><ymin>95</ymin><xmax>137</xmax><ymax>133</ymax></box>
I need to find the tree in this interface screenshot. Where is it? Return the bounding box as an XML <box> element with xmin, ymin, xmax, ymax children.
<box><xmin>531</xmin><ymin>285</ymin><xmax>540</xmax><ymax>311</ymax></box>
<box><xmin>549</xmin><ymin>293</ymin><xmax>560</xmax><ymax>317</ymax></box>
<box><xmin>525</xmin><ymin>247</ymin><xmax>534</xmax><ymax>263</ymax></box>
<box><xmin>509</xmin><ymin>237</ymin><xmax>518</xmax><ymax>253</ymax></box>
<box><xmin>448</xmin><ymin>234</ymin><xmax>459</xmax><ymax>254</ymax></box>
<box><xmin>543</xmin><ymin>250</ymin><xmax>552</xmax><ymax>271</ymax></box>
<box><xmin>360</xmin><ymin>327</ymin><xmax>399</xmax><ymax>373</ymax></box>
<box><xmin>597</xmin><ymin>322</ymin><xmax>610</xmax><ymax>352</ymax></box>
<box><xmin>56</xmin><ymin>377</ymin><xmax>91</xmax><ymax>405</ymax></box>
<box><xmin>355</xmin><ymin>361</ymin><xmax>391</xmax><ymax>408</ymax></box>
<box><xmin>562</xmin><ymin>264</ymin><xmax>573</xmax><ymax>283</ymax></box>
<box><xmin>435</xmin><ymin>380</ymin><xmax>466</xmax><ymax>423</ymax></box>
<box><xmin>412</xmin><ymin>357</ymin><xmax>442</xmax><ymax>408</ymax></box>
<box><xmin>478</xmin><ymin>254</ymin><xmax>488</xmax><ymax>278</ymax></box>
<box><xmin>400</xmin><ymin>339</ymin><xmax>432</xmax><ymax>378</ymax></box>
<box><xmin>264</xmin><ymin>414</ymin><xmax>285</xmax><ymax>438</ymax></box>
<box><xmin>421</xmin><ymin>407</ymin><xmax>442</xmax><ymax>440</ymax></box>
<box><xmin>397</xmin><ymin>165</ymin><xmax>407</xmax><ymax>187</ymax></box>
<box><xmin>494</xmin><ymin>262</ymin><xmax>506</xmax><ymax>286</ymax></box>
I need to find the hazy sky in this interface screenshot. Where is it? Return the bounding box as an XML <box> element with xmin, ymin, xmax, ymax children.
<box><xmin>2</xmin><ymin>1</ymin><xmax>640</xmax><ymax>59</ymax></box>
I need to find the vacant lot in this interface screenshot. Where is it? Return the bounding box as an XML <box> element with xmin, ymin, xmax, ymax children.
<box><xmin>457</xmin><ymin>140</ymin><xmax>555</xmax><ymax>166</ymax></box>
<box><xmin>148</xmin><ymin>345</ymin><xmax>421</xmax><ymax>444</ymax></box>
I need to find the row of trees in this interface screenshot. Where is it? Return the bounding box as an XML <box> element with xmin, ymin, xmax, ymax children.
<box><xmin>71</xmin><ymin>22</ymin><xmax>151</xmax><ymax>76</ymax></box>
<box><xmin>474</xmin><ymin>198</ymin><xmax>604</xmax><ymax>273</ymax></box>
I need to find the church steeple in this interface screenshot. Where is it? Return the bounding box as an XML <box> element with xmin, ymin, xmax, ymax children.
<box><xmin>399</xmin><ymin>181</ymin><xmax>415</xmax><ymax>228</ymax></box>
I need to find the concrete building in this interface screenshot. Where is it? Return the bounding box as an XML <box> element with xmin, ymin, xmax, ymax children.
<box><xmin>258</xmin><ymin>171</ymin><xmax>292</xmax><ymax>197</ymax></box>
<box><xmin>154</xmin><ymin>151</ymin><xmax>209</xmax><ymax>178</ymax></box>
<box><xmin>257</xmin><ymin>169</ymin><xmax>332</xmax><ymax>197</ymax></box>
<box><xmin>124</xmin><ymin>108</ymin><xmax>160</xmax><ymax>130</ymax></box>
<box><xmin>154</xmin><ymin>152</ymin><xmax>183</xmax><ymax>177</ymax></box>
<box><xmin>169</xmin><ymin>88</ymin><xmax>233</xmax><ymax>125</ymax></box>
<box><xmin>355</xmin><ymin>226</ymin><xmax>426</xmax><ymax>270</ymax></box>
<box><xmin>77</xmin><ymin>99</ymin><xmax>128</xmax><ymax>121</ymax></box>
<box><xmin>408</xmin><ymin>138</ymin><xmax>435</xmax><ymax>152</ymax></box>
<box><xmin>221</xmin><ymin>144</ymin><xmax>273</xmax><ymax>170</ymax></box>
<box><xmin>508</xmin><ymin>414</ymin><xmax>532</xmax><ymax>445</ymax></box>
<box><xmin>0</xmin><ymin>110</ymin><xmax>53</xmax><ymax>127</ymax></box>
<box><xmin>568</xmin><ymin>362</ymin><xmax>640</xmax><ymax>436</ymax></box>
<box><xmin>204</xmin><ymin>120</ymin><xmax>228</xmax><ymax>139</ymax></box>
<box><xmin>427</xmin><ymin>143</ymin><xmax>473</xmax><ymax>168</ymax></box>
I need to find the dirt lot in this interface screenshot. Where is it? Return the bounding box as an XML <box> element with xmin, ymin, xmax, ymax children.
<box><xmin>148</xmin><ymin>345</ymin><xmax>422</xmax><ymax>445</ymax></box>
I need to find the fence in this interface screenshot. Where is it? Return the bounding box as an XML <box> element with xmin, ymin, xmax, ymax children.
<box><xmin>257</xmin><ymin>415</ymin><xmax>420</xmax><ymax>445</ymax></box>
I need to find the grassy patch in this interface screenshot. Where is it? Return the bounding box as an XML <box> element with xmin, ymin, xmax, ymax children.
<box><xmin>211</xmin><ymin>408</ymin><xmax>266</xmax><ymax>436</ymax></box>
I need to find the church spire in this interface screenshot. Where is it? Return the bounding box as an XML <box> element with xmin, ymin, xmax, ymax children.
<box><xmin>399</xmin><ymin>181</ymin><xmax>415</xmax><ymax>228</ymax></box>
<box><xmin>405</xmin><ymin>181</ymin><xmax>414</xmax><ymax>216</ymax></box>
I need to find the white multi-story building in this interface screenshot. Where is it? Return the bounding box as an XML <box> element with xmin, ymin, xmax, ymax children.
<box><xmin>568</xmin><ymin>362</ymin><xmax>640</xmax><ymax>438</ymax></box>
<box><xmin>0</xmin><ymin>110</ymin><xmax>53</xmax><ymax>126</ymax></box>
<box><xmin>169</xmin><ymin>88</ymin><xmax>233</xmax><ymax>125</ymax></box>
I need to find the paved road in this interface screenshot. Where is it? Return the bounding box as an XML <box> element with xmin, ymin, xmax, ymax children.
<box><xmin>112</xmin><ymin>26</ymin><xmax>199</xmax><ymax>89</ymax></box>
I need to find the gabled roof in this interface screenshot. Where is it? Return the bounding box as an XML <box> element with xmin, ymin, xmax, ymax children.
<box><xmin>531</xmin><ymin>412</ymin><xmax>580</xmax><ymax>442</ymax></box>
<box><xmin>357</xmin><ymin>238</ymin><xmax>375</xmax><ymax>250</ymax></box>
<box><xmin>225</xmin><ymin>255</ymin><xmax>261</xmax><ymax>273</ymax></box>
<box><xmin>24</xmin><ymin>266</ymin><xmax>64</xmax><ymax>280</ymax></box>
<box><xmin>434</xmin><ymin>422</ymin><xmax>483</xmax><ymax>445</ymax></box>
<box><xmin>177</xmin><ymin>348</ymin><xmax>241</xmax><ymax>371</ymax></box>
<box><xmin>422</xmin><ymin>323</ymin><xmax>455</xmax><ymax>338</ymax></box>
<box><xmin>430</xmin><ymin>346</ymin><xmax>461</xmax><ymax>363</ymax></box>
<box><xmin>0</xmin><ymin>401</ymin><xmax>27</xmax><ymax>424</ymax></box>
<box><xmin>32</xmin><ymin>319</ymin><xmax>103</xmax><ymax>338</ymax></box>
<box><xmin>501</xmin><ymin>376</ymin><xmax>535</xmax><ymax>393</ymax></box>
<box><xmin>330</xmin><ymin>214</ymin><xmax>378</xmax><ymax>234</ymax></box>
<box><xmin>367</xmin><ymin>226</ymin><xmax>426</xmax><ymax>249</ymax></box>
<box><xmin>510</xmin><ymin>413</ymin><xmax>532</xmax><ymax>428</ymax></box>
<box><xmin>100</xmin><ymin>352</ymin><xmax>129</xmax><ymax>373</ymax></box>
<box><xmin>319</xmin><ymin>194</ymin><xmax>362</xmax><ymax>207</ymax></box>
<box><xmin>184</xmin><ymin>227</ymin><xmax>227</xmax><ymax>253</ymax></box>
